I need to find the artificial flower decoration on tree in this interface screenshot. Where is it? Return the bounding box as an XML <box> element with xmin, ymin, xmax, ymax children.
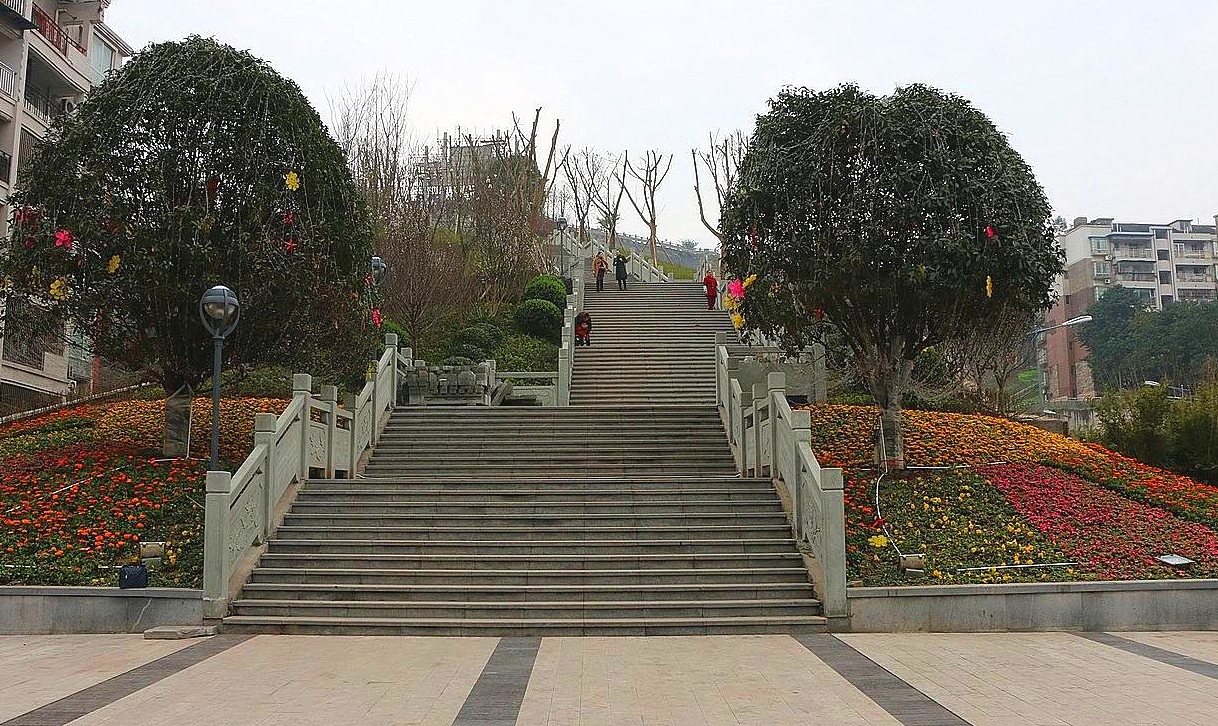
<box><xmin>0</xmin><ymin>37</ymin><xmax>374</xmax><ymax>456</ymax></box>
<box><xmin>986</xmin><ymin>275</ymin><xmax>994</xmax><ymax>298</ymax></box>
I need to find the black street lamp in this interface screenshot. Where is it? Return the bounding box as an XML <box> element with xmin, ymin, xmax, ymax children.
<box><xmin>371</xmin><ymin>255</ymin><xmax>388</xmax><ymax>289</ymax></box>
<box><xmin>198</xmin><ymin>285</ymin><xmax>240</xmax><ymax>471</ymax></box>
<box><xmin>555</xmin><ymin>216</ymin><xmax>569</xmax><ymax>288</ymax></box>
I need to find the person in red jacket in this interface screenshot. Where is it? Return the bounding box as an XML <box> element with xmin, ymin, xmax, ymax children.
<box><xmin>702</xmin><ymin>271</ymin><xmax>718</xmax><ymax>310</ymax></box>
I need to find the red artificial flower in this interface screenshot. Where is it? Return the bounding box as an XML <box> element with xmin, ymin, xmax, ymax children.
<box><xmin>985</xmin><ymin>225</ymin><xmax>997</xmax><ymax>239</ymax></box>
<box><xmin>54</xmin><ymin>229</ymin><xmax>74</xmax><ymax>249</ymax></box>
<box><xmin>207</xmin><ymin>176</ymin><xmax>219</xmax><ymax>197</ymax></box>
<box><xmin>283</xmin><ymin>211</ymin><xmax>294</xmax><ymax>226</ymax></box>
<box><xmin>283</xmin><ymin>238</ymin><xmax>298</xmax><ymax>253</ymax></box>
<box><xmin>869</xmin><ymin>516</ymin><xmax>887</xmax><ymax>530</ymax></box>
<box><xmin>814</xmin><ymin>306</ymin><xmax>824</xmax><ymax>321</ymax></box>
<box><xmin>23</xmin><ymin>236</ymin><xmax>35</xmax><ymax>250</ymax></box>
<box><xmin>103</xmin><ymin>217</ymin><xmax>121</xmax><ymax>235</ymax></box>
<box><xmin>372</xmin><ymin>308</ymin><xmax>382</xmax><ymax>328</ymax></box>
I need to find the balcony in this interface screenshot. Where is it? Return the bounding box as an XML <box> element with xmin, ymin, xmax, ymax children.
<box><xmin>0</xmin><ymin>149</ymin><xmax>11</xmax><ymax>184</ymax></box>
<box><xmin>1112</xmin><ymin>246</ymin><xmax>1154</xmax><ymax>260</ymax></box>
<box><xmin>1116</xmin><ymin>272</ymin><xmax>1156</xmax><ymax>283</ymax></box>
<box><xmin>0</xmin><ymin>62</ymin><xmax>15</xmax><ymax>101</ymax></box>
<box><xmin>32</xmin><ymin>4</ymin><xmax>85</xmax><ymax>57</ymax></box>
<box><xmin>0</xmin><ymin>0</ymin><xmax>36</xmax><ymax>30</ymax></box>
<box><xmin>22</xmin><ymin>86</ymin><xmax>60</xmax><ymax>125</ymax></box>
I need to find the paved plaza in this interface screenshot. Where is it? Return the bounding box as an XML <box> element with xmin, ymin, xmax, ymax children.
<box><xmin>2</xmin><ymin>632</ymin><xmax>1217</xmax><ymax>725</ymax></box>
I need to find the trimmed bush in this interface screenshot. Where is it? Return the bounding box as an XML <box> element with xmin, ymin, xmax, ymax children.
<box><xmin>514</xmin><ymin>299</ymin><xmax>563</xmax><ymax>341</ymax></box>
<box><xmin>448</xmin><ymin>325</ymin><xmax>501</xmax><ymax>362</ymax></box>
<box><xmin>494</xmin><ymin>334</ymin><xmax>558</xmax><ymax>372</ymax></box>
<box><xmin>522</xmin><ymin>274</ymin><xmax>568</xmax><ymax>309</ymax></box>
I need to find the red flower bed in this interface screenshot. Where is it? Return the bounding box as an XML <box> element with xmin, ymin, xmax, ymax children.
<box><xmin>985</xmin><ymin>463</ymin><xmax>1218</xmax><ymax>579</ymax></box>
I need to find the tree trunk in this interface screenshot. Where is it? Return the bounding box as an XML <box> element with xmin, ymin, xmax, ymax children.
<box><xmin>162</xmin><ymin>374</ymin><xmax>194</xmax><ymax>459</ymax></box>
<box><xmin>867</xmin><ymin>356</ymin><xmax>913</xmax><ymax>470</ymax></box>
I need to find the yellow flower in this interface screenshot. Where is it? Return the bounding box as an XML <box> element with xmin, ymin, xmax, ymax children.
<box><xmin>742</xmin><ymin>274</ymin><xmax>758</xmax><ymax>288</ymax></box>
<box><xmin>932</xmin><ymin>569</ymin><xmax>943</xmax><ymax>578</ymax></box>
<box><xmin>723</xmin><ymin>294</ymin><xmax>739</xmax><ymax>310</ymax></box>
<box><xmin>985</xmin><ymin>275</ymin><xmax>993</xmax><ymax>298</ymax></box>
<box><xmin>106</xmin><ymin>255</ymin><xmax>121</xmax><ymax>274</ymax></box>
<box><xmin>285</xmin><ymin>171</ymin><xmax>300</xmax><ymax>191</ymax></box>
<box><xmin>49</xmin><ymin>277</ymin><xmax>69</xmax><ymax>301</ymax></box>
<box><xmin>730</xmin><ymin>312</ymin><xmax>744</xmax><ymax>329</ymax></box>
<box><xmin>867</xmin><ymin>534</ymin><xmax>889</xmax><ymax>548</ymax></box>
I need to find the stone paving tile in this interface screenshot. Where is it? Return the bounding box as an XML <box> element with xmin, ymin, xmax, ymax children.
<box><xmin>517</xmin><ymin>635</ymin><xmax>901</xmax><ymax>725</ymax></box>
<box><xmin>1117</xmin><ymin>631</ymin><xmax>1218</xmax><ymax>668</ymax></box>
<box><xmin>1076</xmin><ymin>633</ymin><xmax>1218</xmax><ymax>681</ymax></box>
<box><xmin>0</xmin><ymin>635</ymin><xmax>197</xmax><ymax>722</ymax></box>
<box><xmin>841</xmin><ymin>633</ymin><xmax>1218</xmax><ymax>726</ymax></box>
<box><xmin>64</xmin><ymin>636</ymin><xmax>498</xmax><ymax>726</ymax></box>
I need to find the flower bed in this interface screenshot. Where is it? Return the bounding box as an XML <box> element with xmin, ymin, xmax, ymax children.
<box><xmin>0</xmin><ymin>397</ymin><xmax>287</xmax><ymax>587</ymax></box>
<box><xmin>803</xmin><ymin>404</ymin><xmax>1218</xmax><ymax>585</ymax></box>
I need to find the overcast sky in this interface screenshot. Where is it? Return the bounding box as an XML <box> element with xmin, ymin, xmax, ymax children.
<box><xmin>105</xmin><ymin>1</ymin><xmax>1218</xmax><ymax>247</ymax></box>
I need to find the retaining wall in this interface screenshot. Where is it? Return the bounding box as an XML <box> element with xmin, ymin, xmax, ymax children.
<box><xmin>847</xmin><ymin>579</ymin><xmax>1218</xmax><ymax>632</ymax></box>
<box><xmin>0</xmin><ymin>587</ymin><xmax>203</xmax><ymax>634</ymax></box>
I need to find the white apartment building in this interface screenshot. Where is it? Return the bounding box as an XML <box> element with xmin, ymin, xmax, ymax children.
<box><xmin>0</xmin><ymin>0</ymin><xmax>130</xmax><ymax>413</ymax></box>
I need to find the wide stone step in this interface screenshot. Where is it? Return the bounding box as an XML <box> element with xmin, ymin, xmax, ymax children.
<box><xmin>309</xmin><ymin>477</ymin><xmax>764</xmax><ymax>490</ymax></box>
<box><xmin>228</xmin><ymin>598</ymin><xmax>819</xmax><ymax>620</ymax></box>
<box><xmin>270</xmin><ymin>513</ymin><xmax>782</xmax><ymax>529</ymax></box>
<box><xmin>360</xmin><ymin>464</ymin><xmax>738</xmax><ymax>477</ymax></box>
<box><xmin>255</xmin><ymin>551</ymin><xmax>801</xmax><ymax>569</ymax></box>
<box><xmin>265</xmin><ymin>538</ymin><xmax>796</xmax><ymax>556</ymax></box>
<box><xmin>246</xmin><ymin>565</ymin><xmax>808</xmax><ymax>587</ymax></box>
<box><xmin>286</xmin><ymin>500</ymin><xmax>779</xmax><ymax>515</ymax></box>
<box><xmin>296</xmin><ymin>487</ymin><xmax>773</xmax><ymax>502</ymax></box>
<box><xmin>220</xmin><ymin>614</ymin><xmax>828</xmax><ymax>636</ymax></box>
<box><xmin>273</xmin><ymin>523</ymin><xmax>791</xmax><ymax>541</ymax></box>
<box><xmin>234</xmin><ymin>580</ymin><xmax>814</xmax><ymax>603</ymax></box>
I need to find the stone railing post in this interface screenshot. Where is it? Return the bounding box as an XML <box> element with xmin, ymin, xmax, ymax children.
<box><xmin>253</xmin><ymin>413</ymin><xmax>276</xmax><ymax>538</ymax></box>
<box><xmin>788</xmin><ymin>409</ymin><xmax>812</xmax><ymax>541</ymax></box>
<box><xmin>558</xmin><ymin>346</ymin><xmax>571</xmax><ymax>405</ymax></box>
<box><xmin>344</xmin><ymin>392</ymin><xmax>358</xmax><ymax>478</ymax></box>
<box><xmin>821</xmin><ymin>466</ymin><xmax>848</xmax><ymax>618</ymax></box>
<box><xmin>293</xmin><ymin>373</ymin><xmax>312</xmax><ymax>480</ymax></box>
<box><xmin>383</xmin><ymin>333</ymin><xmax>399</xmax><ymax>406</ymax></box>
<box><xmin>767</xmin><ymin>372</ymin><xmax>786</xmax><ymax>479</ymax></box>
<box><xmin>751</xmin><ymin>382</ymin><xmax>767</xmax><ymax>477</ymax></box>
<box><xmin>320</xmin><ymin>385</ymin><xmax>338</xmax><ymax>478</ymax></box>
<box><xmin>202</xmin><ymin>470</ymin><xmax>232</xmax><ymax>619</ymax></box>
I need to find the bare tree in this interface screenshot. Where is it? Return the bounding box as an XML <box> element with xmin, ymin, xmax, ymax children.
<box><xmin>559</xmin><ymin>146</ymin><xmax>595</xmax><ymax>244</ymax></box>
<box><xmin>621</xmin><ymin>150</ymin><xmax>674</xmax><ymax>264</ymax></box>
<box><xmin>942</xmin><ymin>305</ymin><xmax>1042</xmax><ymax>411</ymax></box>
<box><xmin>582</xmin><ymin>151</ymin><xmax>626</xmax><ymax>251</ymax></box>
<box><xmin>331</xmin><ymin>74</ymin><xmax>475</xmax><ymax>350</ymax></box>
<box><xmin>692</xmin><ymin>130</ymin><xmax>747</xmax><ymax>245</ymax></box>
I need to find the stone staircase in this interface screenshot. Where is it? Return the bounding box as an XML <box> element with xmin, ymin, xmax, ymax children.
<box><xmin>222</xmin><ymin>280</ymin><xmax>825</xmax><ymax>635</ymax></box>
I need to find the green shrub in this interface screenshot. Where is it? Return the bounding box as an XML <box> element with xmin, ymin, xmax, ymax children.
<box><xmin>1096</xmin><ymin>383</ymin><xmax>1218</xmax><ymax>485</ymax></box>
<box><xmin>522</xmin><ymin>274</ymin><xmax>568</xmax><ymax>309</ymax></box>
<box><xmin>380</xmin><ymin>318</ymin><xmax>409</xmax><ymax>347</ymax></box>
<box><xmin>514</xmin><ymin>299</ymin><xmax>563</xmax><ymax>341</ymax></box>
<box><xmin>448</xmin><ymin>325</ymin><xmax>501</xmax><ymax>361</ymax></box>
<box><xmin>494</xmin><ymin>334</ymin><xmax>558</xmax><ymax>372</ymax></box>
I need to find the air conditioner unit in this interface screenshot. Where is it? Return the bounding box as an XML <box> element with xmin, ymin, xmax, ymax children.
<box><xmin>60</xmin><ymin>99</ymin><xmax>77</xmax><ymax>115</ymax></box>
<box><xmin>1101</xmin><ymin>277</ymin><xmax>1111</xmax><ymax>283</ymax></box>
<box><xmin>1103</xmin><ymin>255</ymin><xmax>1114</xmax><ymax>261</ymax></box>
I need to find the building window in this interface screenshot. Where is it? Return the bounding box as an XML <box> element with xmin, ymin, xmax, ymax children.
<box><xmin>1089</xmin><ymin>238</ymin><xmax>1110</xmax><ymax>255</ymax></box>
<box><xmin>1157</xmin><ymin>249</ymin><xmax>1170</xmax><ymax>260</ymax></box>
<box><xmin>1154</xmin><ymin>228</ymin><xmax>1170</xmax><ymax>239</ymax></box>
<box><xmin>1093</xmin><ymin>261</ymin><xmax>1111</xmax><ymax>277</ymax></box>
<box><xmin>89</xmin><ymin>34</ymin><xmax>116</xmax><ymax>86</ymax></box>
<box><xmin>1159</xmin><ymin>271</ymin><xmax>1172</xmax><ymax>285</ymax></box>
<box><xmin>1162</xmin><ymin>295</ymin><xmax>1173</xmax><ymax>305</ymax></box>
<box><xmin>1131</xmin><ymin>288</ymin><xmax>1156</xmax><ymax>301</ymax></box>
<box><xmin>1094</xmin><ymin>287</ymin><xmax>1106</xmax><ymax>302</ymax></box>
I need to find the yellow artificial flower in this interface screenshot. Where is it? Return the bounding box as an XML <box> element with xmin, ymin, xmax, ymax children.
<box><xmin>285</xmin><ymin>171</ymin><xmax>300</xmax><ymax>191</ymax></box>
<box><xmin>742</xmin><ymin>273</ymin><xmax>758</xmax><ymax>289</ymax></box>
<box><xmin>106</xmin><ymin>255</ymin><xmax>121</xmax><ymax>274</ymax></box>
<box><xmin>49</xmin><ymin>277</ymin><xmax>69</xmax><ymax>301</ymax></box>
<box><xmin>730</xmin><ymin>312</ymin><xmax>744</xmax><ymax>329</ymax></box>
<box><xmin>867</xmin><ymin>534</ymin><xmax>889</xmax><ymax>548</ymax></box>
<box><xmin>985</xmin><ymin>275</ymin><xmax>993</xmax><ymax>298</ymax></box>
<box><xmin>723</xmin><ymin>294</ymin><xmax>739</xmax><ymax>310</ymax></box>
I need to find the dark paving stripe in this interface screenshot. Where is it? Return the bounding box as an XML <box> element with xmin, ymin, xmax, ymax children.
<box><xmin>2</xmin><ymin>635</ymin><xmax>254</xmax><ymax>726</ymax></box>
<box><xmin>792</xmin><ymin>634</ymin><xmax>971</xmax><ymax>726</ymax></box>
<box><xmin>451</xmin><ymin>637</ymin><xmax>541</xmax><ymax>726</ymax></box>
<box><xmin>1077</xmin><ymin>632</ymin><xmax>1218</xmax><ymax>681</ymax></box>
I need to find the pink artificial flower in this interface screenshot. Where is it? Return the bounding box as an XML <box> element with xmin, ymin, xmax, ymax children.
<box><xmin>23</xmin><ymin>236</ymin><xmax>35</xmax><ymax>250</ymax></box>
<box><xmin>372</xmin><ymin>308</ymin><xmax>382</xmax><ymax>328</ymax></box>
<box><xmin>283</xmin><ymin>211</ymin><xmax>294</xmax><ymax>226</ymax></box>
<box><xmin>985</xmin><ymin>225</ymin><xmax>997</xmax><ymax>239</ymax></box>
<box><xmin>54</xmin><ymin>229</ymin><xmax>74</xmax><ymax>249</ymax></box>
<box><xmin>284</xmin><ymin>238</ymin><xmax>298</xmax><ymax>253</ymax></box>
<box><xmin>727</xmin><ymin>279</ymin><xmax>744</xmax><ymax>299</ymax></box>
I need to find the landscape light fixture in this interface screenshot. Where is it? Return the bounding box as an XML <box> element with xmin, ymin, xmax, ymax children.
<box><xmin>198</xmin><ymin>285</ymin><xmax>240</xmax><ymax>471</ymax></box>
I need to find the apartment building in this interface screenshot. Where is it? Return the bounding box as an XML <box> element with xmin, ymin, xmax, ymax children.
<box><xmin>1044</xmin><ymin>216</ymin><xmax>1218</xmax><ymax>400</ymax></box>
<box><xmin>0</xmin><ymin>0</ymin><xmax>130</xmax><ymax>413</ymax></box>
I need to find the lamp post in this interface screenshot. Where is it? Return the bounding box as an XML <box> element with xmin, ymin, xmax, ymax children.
<box><xmin>1031</xmin><ymin>314</ymin><xmax>1093</xmax><ymax>409</ymax></box>
<box><xmin>198</xmin><ymin>285</ymin><xmax>240</xmax><ymax>471</ymax></box>
<box><xmin>555</xmin><ymin>217</ymin><xmax>568</xmax><ymax>280</ymax></box>
<box><xmin>370</xmin><ymin>256</ymin><xmax>388</xmax><ymax>377</ymax></box>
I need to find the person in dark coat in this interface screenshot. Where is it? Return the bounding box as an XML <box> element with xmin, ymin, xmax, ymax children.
<box><xmin>613</xmin><ymin>252</ymin><xmax>628</xmax><ymax>290</ymax></box>
<box><xmin>593</xmin><ymin>253</ymin><xmax>608</xmax><ymax>292</ymax></box>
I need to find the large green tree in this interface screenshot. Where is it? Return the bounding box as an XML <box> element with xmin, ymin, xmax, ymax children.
<box><xmin>721</xmin><ymin>84</ymin><xmax>1062</xmax><ymax>467</ymax></box>
<box><xmin>1</xmin><ymin>37</ymin><xmax>374</xmax><ymax>401</ymax></box>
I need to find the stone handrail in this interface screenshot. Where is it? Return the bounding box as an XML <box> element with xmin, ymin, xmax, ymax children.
<box><xmin>716</xmin><ymin>345</ymin><xmax>847</xmax><ymax>620</ymax></box>
<box><xmin>202</xmin><ymin>333</ymin><xmax>403</xmax><ymax>618</ymax></box>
